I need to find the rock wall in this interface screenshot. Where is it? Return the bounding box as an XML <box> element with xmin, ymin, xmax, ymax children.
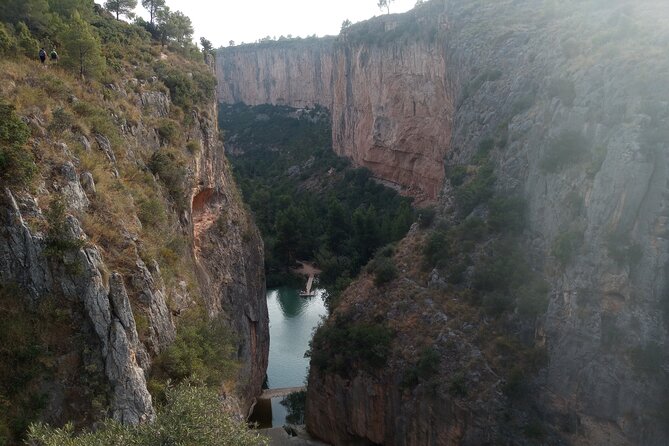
<box><xmin>216</xmin><ymin>11</ymin><xmax>453</xmax><ymax>200</ymax></box>
<box><xmin>217</xmin><ymin>40</ymin><xmax>335</xmax><ymax>108</ymax></box>
<box><xmin>301</xmin><ymin>1</ymin><xmax>669</xmax><ymax>445</ymax></box>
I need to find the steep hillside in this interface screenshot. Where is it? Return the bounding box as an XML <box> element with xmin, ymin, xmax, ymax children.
<box><xmin>0</xmin><ymin>7</ymin><xmax>267</xmax><ymax>444</ymax></box>
<box><xmin>218</xmin><ymin>0</ymin><xmax>669</xmax><ymax>445</ymax></box>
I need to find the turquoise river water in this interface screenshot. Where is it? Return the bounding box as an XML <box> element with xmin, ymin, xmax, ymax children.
<box><xmin>251</xmin><ymin>287</ymin><xmax>328</xmax><ymax>427</ymax></box>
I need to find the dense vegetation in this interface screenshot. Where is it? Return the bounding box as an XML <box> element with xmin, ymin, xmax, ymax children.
<box><xmin>220</xmin><ymin>103</ymin><xmax>414</xmax><ymax>294</ymax></box>
<box><xmin>27</xmin><ymin>384</ymin><xmax>266</xmax><ymax>446</ymax></box>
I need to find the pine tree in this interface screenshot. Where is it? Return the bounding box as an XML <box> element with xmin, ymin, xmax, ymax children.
<box><xmin>60</xmin><ymin>12</ymin><xmax>105</xmax><ymax>79</ymax></box>
<box><xmin>141</xmin><ymin>0</ymin><xmax>165</xmax><ymax>24</ymax></box>
<box><xmin>103</xmin><ymin>0</ymin><xmax>137</xmax><ymax>20</ymax></box>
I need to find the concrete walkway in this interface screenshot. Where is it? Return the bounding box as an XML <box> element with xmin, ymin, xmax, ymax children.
<box><xmin>260</xmin><ymin>386</ymin><xmax>306</xmax><ymax>399</ymax></box>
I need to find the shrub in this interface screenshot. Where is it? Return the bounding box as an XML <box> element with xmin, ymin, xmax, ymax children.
<box><xmin>48</xmin><ymin>108</ymin><xmax>75</xmax><ymax>133</ymax></box>
<box><xmin>606</xmin><ymin>232</ymin><xmax>643</xmax><ymax>266</ymax></box>
<box><xmin>629</xmin><ymin>342</ymin><xmax>663</xmax><ymax>376</ymax></box>
<box><xmin>0</xmin><ymin>103</ymin><xmax>34</xmax><ymax>186</ymax></box>
<box><xmin>447</xmin><ymin>165</ymin><xmax>468</xmax><ymax>187</ymax></box>
<box><xmin>280</xmin><ymin>391</ymin><xmax>306</xmax><ymax>425</ymax></box>
<box><xmin>448</xmin><ymin>372</ymin><xmax>468</xmax><ymax>397</ymax></box>
<box><xmin>417</xmin><ymin>206</ymin><xmax>437</xmax><ymax>229</ymax></box>
<box><xmin>27</xmin><ymin>384</ymin><xmax>266</xmax><ymax>446</ymax></box>
<box><xmin>0</xmin><ymin>23</ymin><xmax>15</xmax><ymax>55</ymax></box>
<box><xmin>186</xmin><ymin>140</ymin><xmax>200</xmax><ymax>154</ymax></box>
<box><xmin>455</xmin><ymin>162</ymin><xmax>495</xmax><ymax>215</ymax></box>
<box><xmin>551</xmin><ymin>229</ymin><xmax>584</xmax><ymax>267</ymax></box>
<box><xmin>488</xmin><ymin>196</ymin><xmax>526</xmax><ymax>233</ymax></box>
<box><xmin>137</xmin><ymin>198</ymin><xmax>166</xmax><ymax>228</ymax></box>
<box><xmin>540</xmin><ymin>130</ymin><xmax>589</xmax><ymax>172</ymax></box>
<box><xmin>308</xmin><ymin>319</ymin><xmax>393</xmax><ymax>375</ymax></box>
<box><xmin>148</xmin><ymin>150</ymin><xmax>187</xmax><ymax>208</ymax></box>
<box><xmin>370</xmin><ymin>257</ymin><xmax>397</xmax><ymax>286</ymax></box>
<box><xmin>44</xmin><ymin>198</ymin><xmax>85</xmax><ymax>257</ymax></box>
<box><xmin>150</xmin><ymin>315</ymin><xmax>238</xmax><ymax>395</ymax></box>
<box><xmin>157</xmin><ymin>119</ymin><xmax>180</xmax><ymax>146</ymax></box>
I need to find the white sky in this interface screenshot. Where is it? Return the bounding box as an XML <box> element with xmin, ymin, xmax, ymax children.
<box><xmin>132</xmin><ymin>0</ymin><xmax>418</xmax><ymax>47</ymax></box>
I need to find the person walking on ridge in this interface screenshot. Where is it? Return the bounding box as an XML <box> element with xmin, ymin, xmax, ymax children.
<box><xmin>50</xmin><ymin>48</ymin><xmax>58</xmax><ymax>64</ymax></box>
<box><xmin>39</xmin><ymin>48</ymin><xmax>46</xmax><ymax>64</ymax></box>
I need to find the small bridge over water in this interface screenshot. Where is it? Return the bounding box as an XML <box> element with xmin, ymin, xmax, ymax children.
<box><xmin>260</xmin><ymin>386</ymin><xmax>306</xmax><ymax>399</ymax></box>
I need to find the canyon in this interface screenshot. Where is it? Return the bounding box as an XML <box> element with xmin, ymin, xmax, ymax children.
<box><xmin>217</xmin><ymin>0</ymin><xmax>669</xmax><ymax>445</ymax></box>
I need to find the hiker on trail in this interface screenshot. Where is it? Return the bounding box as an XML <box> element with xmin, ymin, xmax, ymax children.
<box><xmin>39</xmin><ymin>48</ymin><xmax>46</xmax><ymax>64</ymax></box>
<box><xmin>50</xmin><ymin>48</ymin><xmax>58</xmax><ymax>63</ymax></box>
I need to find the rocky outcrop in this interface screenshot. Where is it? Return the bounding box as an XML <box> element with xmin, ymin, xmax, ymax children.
<box><xmin>0</xmin><ymin>188</ymin><xmax>155</xmax><ymax>424</ymax></box>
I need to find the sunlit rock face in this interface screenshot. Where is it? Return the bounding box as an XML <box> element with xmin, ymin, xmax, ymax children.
<box><xmin>217</xmin><ymin>21</ymin><xmax>453</xmax><ymax>201</ymax></box>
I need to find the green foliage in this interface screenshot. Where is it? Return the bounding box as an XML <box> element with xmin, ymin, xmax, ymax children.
<box><xmin>156</xmin><ymin>118</ymin><xmax>179</xmax><ymax>146</ymax></box>
<box><xmin>368</xmin><ymin>256</ymin><xmax>398</xmax><ymax>286</ymax></box>
<box><xmin>455</xmin><ymin>162</ymin><xmax>496</xmax><ymax>215</ymax></box>
<box><xmin>448</xmin><ymin>372</ymin><xmax>467</xmax><ymax>397</ymax></box>
<box><xmin>551</xmin><ymin>229</ymin><xmax>584</xmax><ymax>267</ymax></box>
<box><xmin>222</xmin><ymin>104</ymin><xmax>413</xmax><ymax>289</ymax></box>
<box><xmin>154</xmin><ymin>61</ymin><xmax>215</xmax><ymax>109</ymax></box>
<box><xmin>60</xmin><ymin>12</ymin><xmax>106</xmax><ymax>79</ymax></box>
<box><xmin>540</xmin><ymin>130</ymin><xmax>589</xmax><ymax>172</ymax></box>
<box><xmin>103</xmin><ymin>0</ymin><xmax>137</xmax><ymax>21</ymax></box>
<box><xmin>0</xmin><ymin>23</ymin><xmax>15</xmax><ymax>55</ymax></box>
<box><xmin>488</xmin><ymin>196</ymin><xmax>526</xmax><ymax>233</ymax></box>
<box><xmin>308</xmin><ymin>318</ymin><xmax>393</xmax><ymax>376</ymax></box>
<box><xmin>401</xmin><ymin>347</ymin><xmax>441</xmax><ymax>388</ymax></box>
<box><xmin>0</xmin><ymin>285</ymin><xmax>47</xmax><ymax>445</ymax></box>
<box><xmin>446</xmin><ymin>165</ymin><xmax>468</xmax><ymax>187</ymax></box>
<box><xmin>156</xmin><ymin>8</ymin><xmax>193</xmax><ymax>48</ymax></box>
<box><xmin>48</xmin><ymin>107</ymin><xmax>75</xmax><ymax>132</ymax></box>
<box><xmin>27</xmin><ymin>384</ymin><xmax>266</xmax><ymax>446</ymax></box>
<box><xmin>137</xmin><ymin>198</ymin><xmax>166</xmax><ymax>228</ymax></box>
<box><xmin>44</xmin><ymin>198</ymin><xmax>85</xmax><ymax>257</ymax></box>
<box><xmin>417</xmin><ymin>206</ymin><xmax>437</xmax><ymax>229</ymax></box>
<box><xmin>186</xmin><ymin>140</ymin><xmax>200</xmax><ymax>154</ymax></box>
<box><xmin>16</xmin><ymin>22</ymin><xmax>39</xmax><ymax>58</ymax></box>
<box><xmin>280</xmin><ymin>391</ymin><xmax>306</xmax><ymax>425</ymax></box>
<box><xmin>148</xmin><ymin>150</ymin><xmax>187</xmax><ymax>209</ymax></box>
<box><xmin>462</xmin><ymin>69</ymin><xmax>503</xmax><ymax>101</ymax></box>
<box><xmin>548</xmin><ymin>78</ymin><xmax>576</xmax><ymax>106</ymax></box>
<box><xmin>150</xmin><ymin>315</ymin><xmax>238</xmax><ymax>397</ymax></box>
<box><xmin>0</xmin><ymin>103</ymin><xmax>34</xmax><ymax>187</ymax></box>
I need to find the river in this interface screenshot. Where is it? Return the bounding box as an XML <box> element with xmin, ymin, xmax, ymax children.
<box><xmin>250</xmin><ymin>287</ymin><xmax>328</xmax><ymax>428</ymax></box>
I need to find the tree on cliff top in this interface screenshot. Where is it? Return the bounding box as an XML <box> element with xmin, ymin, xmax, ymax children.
<box><xmin>141</xmin><ymin>0</ymin><xmax>165</xmax><ymax>24</ymax></box>
<box><xmin>104</xmin><ymin>0</ymin><xmax>137</xmax><ymax>20</ymax></box>
<box><xmin>377</xmin><ymin>0</ymin><xmax>395</xmax><ymax>14</ymax></box>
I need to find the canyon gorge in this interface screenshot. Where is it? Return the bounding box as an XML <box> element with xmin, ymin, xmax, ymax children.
<box><xmin>217</xmin><ymin>0</ymin><xmax>669</xmax><ymax>445</ymax></box>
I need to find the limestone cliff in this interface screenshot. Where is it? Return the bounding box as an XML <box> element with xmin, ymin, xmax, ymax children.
<box><xmin>217</xmin><ymin>13</ymin><xmax>453</xmax><ymax>201</ymax></box>
<box><xmin>0</xmin><ymin>47</ymin><xmax>267</xmax><ymax>437</ymax></box>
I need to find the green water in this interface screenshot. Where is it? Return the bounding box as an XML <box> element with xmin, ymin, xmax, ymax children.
<box><xmin>252</xmin><ymin>287</ymin><xmax>327</xmax><ymax>428</ymax></box>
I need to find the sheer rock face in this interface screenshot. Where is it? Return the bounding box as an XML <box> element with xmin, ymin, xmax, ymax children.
<box><xmin>216</xmin><ymin>25</ymin><xmax>453</xmax><ymax>201</ymax></box>
<box><xmin>217</xmin><ymin>41</ymin><xmax>335</xmax><ymax>109</ymax></box>
<box><xmin>189</xmin><ymin>106</ymin><xmax>269</xmax><ymax>416</ymax></box>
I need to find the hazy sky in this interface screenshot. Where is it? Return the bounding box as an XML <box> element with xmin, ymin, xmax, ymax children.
<box><xmin>133</xmin><ymin>0</ymin><xmax>418</xmax><ymax>47</ymax></box>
